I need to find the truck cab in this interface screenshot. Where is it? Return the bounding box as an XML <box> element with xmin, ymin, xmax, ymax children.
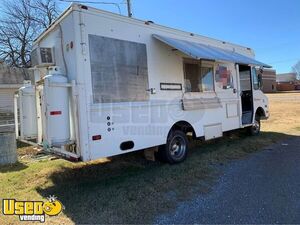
<box><xmin>239</xmin><ymin>65</ymin><xmax>269</xmax><ymax>134</ymax></box>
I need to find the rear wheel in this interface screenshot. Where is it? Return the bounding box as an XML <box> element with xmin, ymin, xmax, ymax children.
<box><xmin>248</xmin><ymin>117</ymin><xmax>261</xmax><ymax>136</ymax></box>
<box><xmin>156</xmin><ymin>130</ymin><xmax>188</xmax><ymax>164</ymax></box>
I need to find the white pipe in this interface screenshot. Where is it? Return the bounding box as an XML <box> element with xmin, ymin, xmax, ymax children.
<box><xmin>35</xmin><ymin>86</ymin><xmax>43</xmax><ymax>144</ymax></box>
<box><xmin>0</xmin><ymin>124</ymin><xmax>15</xmax><ymax>128</ymax></box>
<box><xmin>71</xmin><ymin>80</ymin><xmax>81</xmax><ymax>156</ymax></box>
<box><xmin>14</xmin><ymin>94</ymin><xmax>19</xmax><ymax>139</ymax></box>
<box><xmin>18</xmin><ymin>138</ymin><xmax>39</xmax><ymax>146</ymax></box>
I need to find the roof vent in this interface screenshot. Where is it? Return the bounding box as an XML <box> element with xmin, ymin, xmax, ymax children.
<box><xmin>145</xmin><ymin>21</ymin><xmax>154</xmax><ymax>25</ymax></box>
<box><xmin>80</xmin><ymin>5</ymin><xmax>88</xmax><ymax>10</ymax></box>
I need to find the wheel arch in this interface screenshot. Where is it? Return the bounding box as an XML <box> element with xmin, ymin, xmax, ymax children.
<box><xmin>168</xmin><ymin>120</ymin><xmax>197</xmax><ymax>139</ymax></box>
<box><xmin>255</xmin><ymin>107</ymin><xmax>266</xmax><ymax>119</ymax></box>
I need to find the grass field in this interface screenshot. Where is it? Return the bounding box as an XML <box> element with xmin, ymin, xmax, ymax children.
<box><xmin>0</xmin><ymin>92</ymin><xmax>300</xmax><ymax>224</ymax></box>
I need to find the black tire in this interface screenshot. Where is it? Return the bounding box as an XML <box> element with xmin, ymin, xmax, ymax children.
<box><xmin>156</xmin><ymin>130</ymin><xmax>188</xmax><ymax>164</ymax></box>
<box><xmin>248</xmin><ymin>117</ymin><xmax>261</xmax><ymax>136</ymax></box>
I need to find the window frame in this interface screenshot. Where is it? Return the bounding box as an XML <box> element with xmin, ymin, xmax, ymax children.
<box><xmin>183</xmin><ymin>58</ymin><xmax>215</xmax><ymax>93</ymax></box>
<box><xmin>215</xmin><ymin>64</ymin><xmax>235</xmax><ymax>90</ymax></box>
<box><xmin>251</xmin><ymin>67</ymin><xmax>260</xmax><ymax>90</ymax></box>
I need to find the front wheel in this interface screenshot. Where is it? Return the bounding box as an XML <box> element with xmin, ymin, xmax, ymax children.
<box><xmin>156</xmin><ymin>130</ymin><xmax>188</xmax><ymax>164</ymax></box>
<box><xmin>248</xmin><ymin>117</ymin><xmax>261</xmax><ymax>136</ymax></box>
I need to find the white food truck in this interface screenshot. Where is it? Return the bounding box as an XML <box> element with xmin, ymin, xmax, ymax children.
<box><xmin>15</xmin><ymin>3</ymin><xmax>270</xmax><ymax>164</ymax></box>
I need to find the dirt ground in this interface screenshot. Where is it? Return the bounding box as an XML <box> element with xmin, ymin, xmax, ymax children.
<box><xmin>0</xmin><ymin>92</ymin><xmax>299</xmax><ymax>224</ymax></box>
<box><xmin>262</xmin><ymin>92</ymin><xmax>300</xmax><ymax>135</ymax></box>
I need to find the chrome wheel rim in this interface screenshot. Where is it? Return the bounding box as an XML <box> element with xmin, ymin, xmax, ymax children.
<box><xmin>169</xmin><ymin>136</ymin><xmax>186</xmax><ymax>160</ymax></box>
<box><xmin>253</xmin><ymin>120</ymin><xmax>260</xmax><ymax>133</ymax></box>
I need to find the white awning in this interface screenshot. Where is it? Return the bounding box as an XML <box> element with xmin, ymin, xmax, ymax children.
<box><xmin>153</xmin><ymin>34</ymin><xmax>271</xmax><ymax>68</ymax></box>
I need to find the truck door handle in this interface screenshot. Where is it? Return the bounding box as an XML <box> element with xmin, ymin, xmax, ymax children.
<box><xmin>146</xmin><ymin>88</ymin><xmax>156</xmax><ymax>94</ymax></box>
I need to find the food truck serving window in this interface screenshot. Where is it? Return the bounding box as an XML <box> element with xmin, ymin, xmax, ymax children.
<box><xmin>88</xmin><ymin>35</ymin><xmax>149</xmax><ymax>103</ymax></box>
<box><xmin>184</xmin><ymin>61</ymin><xmax>214</xmax><ymax>93</ymax></box>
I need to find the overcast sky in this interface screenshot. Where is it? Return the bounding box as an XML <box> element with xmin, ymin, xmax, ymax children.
<box><xmin>47</xmin><ymin>0</ymin><xmax>300</xmax><ymax>73</ymax></box>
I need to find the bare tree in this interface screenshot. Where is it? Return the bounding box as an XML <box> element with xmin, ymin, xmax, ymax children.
<box><xmin>292</xmin><ymin>60</ymin><xmax>300</xmax><ymax>80</ymax></box>
<box><xmin>0</xmin><ymin>0</ymin><xmax>59</xmax><ymax>68</ymax></box>
<box><xmin>30</xmin><ymin>0</ymin><xmax>59</xmax><ymax>28</ymax></box>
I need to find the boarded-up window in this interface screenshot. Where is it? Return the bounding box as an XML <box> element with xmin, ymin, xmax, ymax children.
<box><xmin>89</xmin><ymin>35</ymin><xmax>149</xmax><ymax>103</ymax></box>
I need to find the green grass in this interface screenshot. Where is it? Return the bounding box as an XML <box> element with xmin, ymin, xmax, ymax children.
<box><xmin>0</xmin><ymin>130</ymin><xmax>292</xmax><ymax>224</ymax></box>
<box><xmin>2</xmin><ymin>92</ymin><xmax>300</xmax><ymax>224</ymax></box>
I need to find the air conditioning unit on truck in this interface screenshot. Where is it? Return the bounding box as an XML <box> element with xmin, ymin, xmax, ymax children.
<box><xmin>15</xmin><ymin>3</ymin><xmax>270</xmax><ymax>163</ymax></box>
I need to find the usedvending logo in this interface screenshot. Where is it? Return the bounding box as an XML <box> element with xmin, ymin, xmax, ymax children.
<box><xmin>2</xmin><ymin>195</ymin><xmax>64</xmax><ymax>223</ymax></box>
